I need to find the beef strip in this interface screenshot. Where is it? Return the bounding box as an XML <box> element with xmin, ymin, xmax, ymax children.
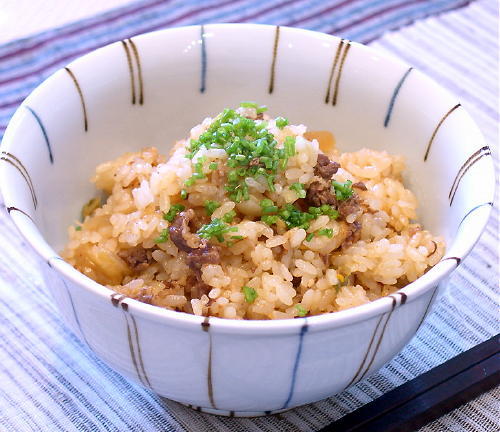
<box><xmin>306</xmin><ymin>180</ymin><xmax>337</xmax><ymax>207</ymax></box>
<box><xmin>186</xmin><ymin>275</ymin><xmax>212</xmax><ymax>300</ymax></box>
<box><xmin>169</xmin><ymin>209</ymin><xmax>202</xmax><ymax>253</ymax></box>
<box><xmin>117</xmin><ymin>247</ymin><xmax>149</xmax><ymax>272</ymax></box>
<box><xmin>314</xmin><ymin>153</ymin><xmax>340</xmax><ymax>180</ymax></box>
<box><xmin>169</xmin><ymin>209</ymin><xmax>221</xmax><ymax>277</ymax></box>
<box><xmin>352</xmin><ymin>181</ymin><xmax>367</xmax><ymax>191</ymax></box>
<box><xmin>338</xmin><ymin>195</ymin><xmax>360</xmax><ymax>219</ymax></box>
<box><xmin>186</xmin><ymin>244</ymin><xmax>220</xmax><ymax>273</ymax></box>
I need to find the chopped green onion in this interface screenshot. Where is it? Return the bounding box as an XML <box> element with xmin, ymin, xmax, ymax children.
<box><xmin>239</xmin><ymin>101</ymin><xmax>258</xmax><ymax>109</ymax></box>
<box><xmin>278</xmin><ymin>204</ymin><xmax>315</xmax><ymax>229</ymax></box>
<box><xmin>266</xmin><ymin>175</ymin><xmax>276</xmax><ymax>192</ymax></box>
<box><xmin>317</xmin><ymin>228</ymin><xmax>334</xmax><ymax>238</ymax></box>
<box><xmin>180</xmin><ymin>189</ymin><xmax>188</xmax><ymax>200</ymax></box>
<box><xmin>230</xmin><ymin>235</ymin><xmax>244</xmax><ymax>240</ymax></box>
<box><xmin>228</xmin><ymin>171</ymin><xmax>239</xmax><ymax>183</ymax></box>
<box><xmin>332</xmin><ymin>180</ymin><xmax>353</xmax><ymax>201</ymax></box>
<box><xmin>222</xmin><ymin>210</ymin><xmax>236</xmax><ymax>223</ymax></box>
<box><xmin>290</xmin><ymin>182</ymin><xmax>306</xmax><ymax>199</ymax></box>
<box><xmin>308</xmin><ymin>205</ymin><xmax>339</xmax><ymax>219</ymax></box>
<box><xmin>154</xmin><ymin>228</ymin><xmax>169</xmax><ymax>243</ymax></box>
<box><xmin>260</xmin><ymin>198</ymin><xmax>274</xmax><ymax>208</ymax></box>
<box><xmin>186</xmin><ymin>106</ymin><xmax>291</xmax><ymax>202</ymax></box>
<box><xmin>284</xmin><ymin>136</ymin><xmax>296</xmax><ymax>157</ymax></box>
<box><xmin>305</xmin><ymin>232</ymin><xmax>314</xmax><ymax>242</ymax></box>
<box><xmin>275</xmin><ymin>117</ymin><xmax>289</xmax><ymax>129</ymax></box>
<box><xmin>204</xmin><ymin>200</ymin><xmax>221</xmax><ymax>216</ymax></box>
<box><xmin>262</xmin><ymin>215</ymin><xmax>279</xmax><ymax>225</ymax></box>
<box><xmin>239</xmin><ymin>101</ymin><xmax>268</xmax><ymax>114</ymax></box>
<box><xmin>262</xmin><ymin>205</ymin><xmax>279</xmax><ymax>214</ymax></box>
<box><xmin>75</xmin><ymin>226</ymin><xmax>82</xmax><ymax>231</ymax></box>
<box><xmin>209</xmin><ymin>162</ymin><xmax>218</xmax><ymax>170</ymax></box>
<box><xmin>260</xmin><ymin>198</ymin><xmax>279</xmax><ymax>215</ymax></box>
<box><xmin>242</xmin><ymin>286</ymin><xmax>258</xmax><ymax>303</ymax></box>
<box><xmin>163</xmin><ymin>204</ymin><xmax>185</xmax><ymax>222</ymax></box>
<box><xmin>295</xmin><ymin>304</ymin><xmax>308</xmax><ymax>317</ymax></box>
<box><xmin>197</xmin><ymin>218</ymin><xmax>238</xmax><ymax>242</ymax></box>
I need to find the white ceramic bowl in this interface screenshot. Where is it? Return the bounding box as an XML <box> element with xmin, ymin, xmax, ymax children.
<box><xmin>0</xmin><ymin>24</ymin><xmax>494</xmax><ymax>416</ymax></box>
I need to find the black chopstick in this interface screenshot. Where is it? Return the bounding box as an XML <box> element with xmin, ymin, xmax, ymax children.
<box><xmin>320</xmin><ymin>335</ymin><xmax>499</xmax><ymax>432</ymax></box>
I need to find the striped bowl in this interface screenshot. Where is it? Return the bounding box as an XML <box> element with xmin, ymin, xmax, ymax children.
<box><xmin>0</xmin><ymin>24</ymin><xmax>494</xmax><ymax>416</ymax></box>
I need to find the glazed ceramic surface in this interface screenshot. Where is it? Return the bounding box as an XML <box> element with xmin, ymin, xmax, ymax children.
<box><xmin>0</xmin><ymin>24</ymin><xmax>494</xmax><ymax>416</ymax></box>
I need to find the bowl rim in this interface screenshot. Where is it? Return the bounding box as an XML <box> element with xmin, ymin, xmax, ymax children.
<box><xmin>0</xmin><ymin>23</ymin><xmax>495</xmax><ymax>334</ymax></box>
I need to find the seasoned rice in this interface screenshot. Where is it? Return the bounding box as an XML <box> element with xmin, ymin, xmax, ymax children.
<box><xmin>62</xmin><ymin>104</ymin><xmax>445</xmax><ymax>319</ymax></box>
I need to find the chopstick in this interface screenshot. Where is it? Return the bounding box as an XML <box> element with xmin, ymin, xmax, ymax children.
<box><xmin>320</xmin><ymin>335</ymin><xmax>499</xmax><ymax>432</ymax></box>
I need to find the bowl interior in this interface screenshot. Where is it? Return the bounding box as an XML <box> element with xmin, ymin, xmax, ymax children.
<box><xmin>0</xmin><ymin>24</ymin><xmax>494</xmax><ymax>285</ymax></box>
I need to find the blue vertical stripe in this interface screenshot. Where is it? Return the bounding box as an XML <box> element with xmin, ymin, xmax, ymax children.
<box><xmin>25</xmin><ymin>106</ymin><xmax>53</xmax><ymax>163</ymax></box>
<box><xmin>384</xmin><ymin>67</ymin><xmax>413</xmax><ymax>127</ymax></box>
<box><xmin>200</xmin><ymin>25</ymin><xmax>207</xmax><ymax>93</ymax></box>
<box><xmin>282</xmin><ymin>321</ymin><xmax>308</xmax><ymax>409</ymax></box>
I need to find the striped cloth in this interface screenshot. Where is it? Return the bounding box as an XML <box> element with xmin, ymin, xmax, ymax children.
<box><xmin>0</xmin><ymin>0</ymin><xmax>497</xmax><ymax>431</ymax></box>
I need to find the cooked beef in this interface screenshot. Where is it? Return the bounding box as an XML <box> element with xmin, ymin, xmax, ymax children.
<box><xmin>169</xmin><ymin>209</ymin><xmax>202</xmax><ymax>253</ymax></box>
<box><xmin>169</xmin><ymin>209</ymin><xmax>221</xmax><ymax>277</ymax></box>
<box><xmin>186</xmin><ymin>243</ymin><xmax>220</xmax><ymax>272</ymax></box>
<box><xmin>352</xmin><ymin>181</ymin><xmax>367</xmax><ymax>191</ymax></box>
<box><xmin>187</xmin><ymin>275</ymin><xmax>212</xmax><ymax>299</ymax></box>
<box><xmin>314</xmin><ymin>153</ymin><xmax>340</xmax><ymax>180</ymax></box>
<box><xmin>338</xmin><ymin>195</ymin><xmax>360</xmax><ymax>219</ymax></box>
<box><xmin>118</xmin><ymin>247</ymin><xmax>149</xmax><ymax>272</ymax></box>
<box><xmin>294</xmin><ymin>198</ymin><xmax>309</xmax><ymax>212</ymax></box>
<box><xmin>306</xmin><ymin>180</ymin><xmax>337</xmax><ymax>207</ymax></box>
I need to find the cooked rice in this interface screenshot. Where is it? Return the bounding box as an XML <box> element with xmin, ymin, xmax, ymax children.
<box><xmin>62</xmin><ymin>106</ymin><xmax>445</xmax><ymax>320</ymax></box>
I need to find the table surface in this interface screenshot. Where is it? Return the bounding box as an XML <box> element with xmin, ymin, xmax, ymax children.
<box><xmin>0</xmin><ymin>1</ymin><xmax>498</xmax><ymax>431</ymax></box>
<box><xmin>0</xmin><ymin>0</ymin><xmax>135</xmax><ymax>45</ymax></box>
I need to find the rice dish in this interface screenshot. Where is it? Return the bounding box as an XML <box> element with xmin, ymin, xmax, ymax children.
<box><xmin>63</xmin><ymin>104</ymin><xmax>445</xmax><ymax>319</ymax></box>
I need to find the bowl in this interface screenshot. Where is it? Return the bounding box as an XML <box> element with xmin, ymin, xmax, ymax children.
<box><xmin>0</xmin><ymin>23</ymin><xmax>494</xmax><ymax>416</ymax></box>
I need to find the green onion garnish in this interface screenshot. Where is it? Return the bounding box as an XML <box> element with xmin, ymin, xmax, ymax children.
<box><xmin>332</xmin><ymin>180</ymin><xmax>353</xmax><ymax>201</ymax></box>
<box><xmin>222</xmin><ymin>210</ymin><xmax>236</xmax><ymax>223</ymax></box>
<box><xmin>317</xmin><ymin>228</ymin><xmax>334</xmax><ymax>238</ymax></box>
<box><xmin>197</xmin><ymin>218</ymin><xmax>238</xmax><ymax>242</ymax></box>
<box><xmin>262</xmin><ymin>215</ymin><xmax>279</xmax><ymax>225</ymax></box>
<box><xmin>295</xmin><ymin>304</ymin><xmax>308</xmax><ymax>317</ymax></box>
<box><xmin>284</xmin><ymin>136</ymin><xmax>296</xmax><ymax>157</ymax></box>
<box><xmin>242</xmin><ymin>286</ymin><xmax>258</xmax><ymax>303</ymax></box>
<box><xmin>290</xmin><ymin>182</ymin><xmax>306</xmax><ymax>199</ymax></box>
<box><xmin>186</xmin><ymin>107</ymin><xmax>292</xmax><ymax>203</ymax></box>
<box><xmin>239</xmin><ymin>101</ymin><xmax>268</xmax><ymax>114</ymax></box>
<box><xmin>275</xmin><ymin>117</ymin><xmax>289</xmax><ymax>129</ymax></box>
<box><xmin>204</xmin><ymin>200</ymin><xmax>221</xmax><ymax>216</ymax></box>
<box><xmin>154</xmin><ymin>229</ymin><xmax>169</xmax><ymax>243</ymax></box>
<box><xmin>163</xmin><ymin>204</ymin><xmax>185</xmax><ymax>222</ymax></box>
